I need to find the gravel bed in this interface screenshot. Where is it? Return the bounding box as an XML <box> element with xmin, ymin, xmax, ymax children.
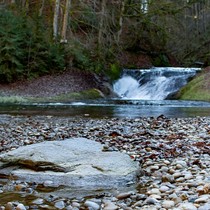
<box><xmin>0</xmin><ymin>115</ymin><xmax>210</xmax><ymax>209</ymax></box>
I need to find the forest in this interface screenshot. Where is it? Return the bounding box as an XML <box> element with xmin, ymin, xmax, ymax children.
<box><xmin>0</xmin><ymin>0</ymin><xmax>210</xmax><ymax>83</ymax></box>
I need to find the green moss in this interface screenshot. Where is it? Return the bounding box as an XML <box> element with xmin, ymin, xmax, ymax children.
<box><xmin>107</xmin><ymin>63</ymin><xmax>121</xmax><ymax>81</ymax></box>
<box><xmin>53</xmin><ymin>89</ymin><xmax>104</xmax><ymax>101</ymax></box>
<box><xmin>178</xmin><ymin>74</ymin><xmax>210</xmax><ymax>101</ymax></box>
<box><xmin>28</xmin><ymin>88</ymin><xmax>104</xmax><ymax>103</ymax></box>
<box><xmin>0</xmin><ymin>96</ymin><xmax>27</xmax><ymax>103</ymax></box>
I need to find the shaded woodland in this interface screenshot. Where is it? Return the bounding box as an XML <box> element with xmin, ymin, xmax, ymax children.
<box><xmin>0</xmin><ymin>0</ymin><xmax>210</xmax><ymax>82</ymax></box>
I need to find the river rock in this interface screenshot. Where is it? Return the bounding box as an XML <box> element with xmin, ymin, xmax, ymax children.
<box><xmin>0</xmin><ymin>138</ymin><xmax>138</xmax><ymax>188</ymax></box>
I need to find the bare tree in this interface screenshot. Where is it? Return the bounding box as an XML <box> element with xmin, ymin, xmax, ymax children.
<box><xmin>98</xmin><ymin>0</ymin><xmax>106</xmax><ymax>51</ymax></box>
<box><xmin>39</xmin><ymin>0</ymin><xmax>45</xmax><ymax>17</ymax></box>
<box><xmin>53</xmin><ymin>0</ymin><xmax>60</xmax><ymax>40</ymax></box>
<box><xmin>117</xmin><ymin>0</ymin><xmax>126</xmax><ymax>44</ymax></box>
<box><xmin>61</xmin><ymin>0</ymin><xmax>71</xmax><ymax>43</ymax></box>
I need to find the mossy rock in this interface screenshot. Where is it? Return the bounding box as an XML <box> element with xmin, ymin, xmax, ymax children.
<box><xmin>177</xmin><ymin>71</ymin><xmax>210</xmax><ymax>101</ymax></box>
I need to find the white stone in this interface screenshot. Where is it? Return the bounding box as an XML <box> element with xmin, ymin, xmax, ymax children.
<box><xmin>32</xmin><ymin>198</ymin><xmax>44</xmax><ymax>205</ymax></box>
<box><xmin>184</xmin><ymin>173</ymin><xmax>193</xmax><ymax>179</ymax></box>
<box><xmin>43</xmin><ymin>180</ymin><xmax>54</xmax><ymax>187</ymax></box>
<box><xmin>176</xmin><ymin>160</ymin><xmax>187</xmax><ymax>167</ymax></box>
<box><xmin>16</xmin><ymin>204</ymin><xmax>27</xmax><ymax>210</ymax></box>
<box><xmin>144</xmin><ymin>197</ymin><xmax>160</xmax><ymax>205</ymax></box>
<box><xmin>159</xmin><ymin>185</ymin><xmax>170</xmax><ymax>193</ymax></box>
<box><xmin>195</xmin><ymin>195</ymin><xmax>209</xmax><ymax>203</ymax></box>
<box><xmin>54</xmin><ymin>200</ymin><xmax>65</xmax><ymax>209</ymax></box>
<box><xmin>149</xmin><ymin>194</ymin><xmax>162</xmax><ymax>200</ymax></box>
<box><xmin>162</xmin><ymin>200</ymin><xmax>175</xmax><ymax>208</ymax></box>
<box><xmin>160</xmin><ymin>166</ymin><xmax>169</xmax><ymax>172</ymax></box>
<box><xmin>103</xmin><ymin>201</ymin><xmax>118</xmax><ymax>210</ymax></box>
<box><xmin>198</xmin><ymin>203</ymin><xmax>210</xmax><ymax>210</ymax></box>
<box><xmin>84</xmin><ymin>201</ymin><xmax>100</xmax><ymax>210</ymax></box>
<box><xmin>147</xmin><ymin>188</ymin><xmax>161</xmax><ymax>195</ymax></box>
<box><xmin>174</xmin><ymin>172</ymin><xmax>183</xmax><ymax>179</ymax></box>
<box><xmin>178</xmin><ymin>202</ymin><xmax>198</xmax><ymax>210</ymax></box>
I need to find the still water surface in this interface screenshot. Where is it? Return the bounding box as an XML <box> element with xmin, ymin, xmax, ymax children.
<box><xmin>1</xmin><ymin>99</ymin><xmax>210</xmax><ymax>118</ymax></box>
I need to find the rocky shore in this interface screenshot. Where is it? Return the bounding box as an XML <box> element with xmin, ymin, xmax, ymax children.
<box><xmin>0</xmin><ymin>115</ymin><xmax>210</xmax><ymax>209</ymax></box>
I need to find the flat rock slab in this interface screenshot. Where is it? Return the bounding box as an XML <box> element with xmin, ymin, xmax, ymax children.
<box><xmin>0</xmin><ymin>138</ymin><xmax>138</xmax><ymax>188</ymax></box>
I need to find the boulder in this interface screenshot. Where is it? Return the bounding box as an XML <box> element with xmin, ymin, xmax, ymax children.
<box><xmin>0</xmin><ymin>138</ymin><xmax>138</xmax><ymax>188</ymax></box>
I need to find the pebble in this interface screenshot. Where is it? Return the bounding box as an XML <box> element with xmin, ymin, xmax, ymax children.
<box><xmin>116</xmin><ymin>192</ymin><xmax>132</xmax><ymax>200</ymax></box>
<box><xmin>43</xmin><ymin>180</ymin><xmax>54</xmax><ymax>187</ymax></box>
<box><xmin>16</xmin><ymin>204</ymin><xmax>26</xmax><ymax>210</ymax></box>
<box><xmin>103</xmin><ymin>201</ymin><xmax>118</xmax><ymax>210</ymax></box>
<box><xmin>178</xmin><ymin>202</ymin><xmax>198</xmax><ymax>210</ymax></box>
<box><xmin>195</xmin><ymin>195</ymin><xmax>209</xmax><ymax>203</ymax></box>
<box><xmin>198</xmin><ymin>203</ymin><xmax>210</xmax><ymax>210</ymax></box>
<box><xmin>162</xmin><ymin>200</ymin><xmax>175</xmax><ymax>208</ymax></box>
<box><xmin>159</xmin><ymin>185</ymin><xmax>169</xmax><ymax>192</ymax></box>
<box><xmin>32</xmin><ymin>198</ymin><xmax>44</xmax><ymax>205</ymax></box>
<box><xmin>54</xmin><ymin>200</ymin><xmax>65</xmax><ymax>209</ymax></box>
<box><xmin>84</xmin><ymin>201</ymin><xmax>100</xmax><ymax>210</ymax></box>
<box><xmin>144</xmin><ymin>197</ymin><xmax>160</xmax><ymax>204</ymax></box>
<box><xmin>0</xmin><ymin>116</ymin><xmax>210</xmax><ymax>209</ymax></box>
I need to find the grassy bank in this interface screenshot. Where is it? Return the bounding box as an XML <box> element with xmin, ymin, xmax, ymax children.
<box><xmin>177</xmin><ymin>69</ymin><xmax>210</xmax><ymax>101</ymax></box>
<box><xmin>0</xmin><ymin>89</ymin><xmax>104</xmax><ymax>104</ymax></box>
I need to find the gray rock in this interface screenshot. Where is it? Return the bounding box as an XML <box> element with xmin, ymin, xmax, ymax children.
<box><xmin>0</xmin><ymin>138</ymin><xmax>138</xmax><ymax>188</ymax></box>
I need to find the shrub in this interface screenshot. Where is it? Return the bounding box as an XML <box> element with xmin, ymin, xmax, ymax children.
<box><xmin>0</xmin><ymin>10</ymin><xmax>65</xmax><ymax>83</ymax></box>
<box><xmin>0</xmin><ymin>11</ymin><xmax>25</xmax><ymax>82</ymax></box>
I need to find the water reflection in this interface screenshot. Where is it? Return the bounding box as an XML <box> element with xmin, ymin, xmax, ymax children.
<box><xmin>1</xmin><ymin>99</ymin><xmax>210</xmax><ymax>118</ymax></box>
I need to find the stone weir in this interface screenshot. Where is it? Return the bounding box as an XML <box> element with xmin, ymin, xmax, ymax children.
<box><xmin>0</xmin><ymin>138</ymin><xmax>138</xmax><ymax>189</ymax></box>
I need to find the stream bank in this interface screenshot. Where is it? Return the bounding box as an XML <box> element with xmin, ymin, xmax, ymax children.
<box><xmin>0</xmin><ymin>68</ymin><xmax>116</xmax><ymax>103</ymax></box>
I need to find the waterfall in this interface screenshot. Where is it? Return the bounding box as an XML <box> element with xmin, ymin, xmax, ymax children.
<box><xmin>113</xmin><ymin>67</ymin><xmax>200</xmax><ymax>100</ymax></box>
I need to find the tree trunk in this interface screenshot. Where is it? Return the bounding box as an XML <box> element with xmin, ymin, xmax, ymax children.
<box><xmin>53</xmin><ymin>0</ymin><xmax>60</xmax><ymax>40</ymax></box>
<box><xmin>98</xmin><ymin>0</ymin><xmax>106</xmax><ymax>51</ymax></box>
<box><xmin>61</xmin><ymin>0</ymin><xmax>71</xmax><ymax>43</ymax></box>
<box><xmin>39</xmin><ymin>0</ymin><xmax>45</xmax><ymax>17</ymax></box>
<box><xmin>117</xmin><ymin>0</ymin><xmax>126</xmax><ymax>44</ymax></box>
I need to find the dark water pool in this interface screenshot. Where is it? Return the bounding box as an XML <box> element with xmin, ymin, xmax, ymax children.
<box><xmin>1</xmin><ymin>99</ymin><xmax>210</xmax><ymax>118</ymax></box>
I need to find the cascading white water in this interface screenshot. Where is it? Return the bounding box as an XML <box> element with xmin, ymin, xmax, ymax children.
<box><xmin>113</xmin><ymin>67</ymin><xmax>200</xmax><ymax>100</ymax></box>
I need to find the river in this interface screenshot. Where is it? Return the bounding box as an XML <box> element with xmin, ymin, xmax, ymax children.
<box><xmin>1</xmin><ymin>99</ymin><xmax>210</xmax><ymax>118</ymax></box>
